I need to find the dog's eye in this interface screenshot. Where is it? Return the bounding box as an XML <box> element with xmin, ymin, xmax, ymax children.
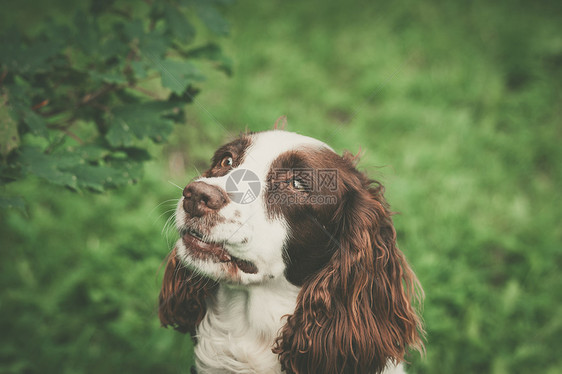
<box><xmin>220</xmin><ymin>155</ymin><xmax>233</xmax><ymax>168</ymax></box>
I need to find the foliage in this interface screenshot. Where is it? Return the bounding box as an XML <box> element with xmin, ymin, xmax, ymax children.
<box><xmin>0</xmin><ymin>0</ymin><xmax>232</xmax><ymax>211</ymax></box>
<box><xmin>0</xmin><ymin>167</ymin><xmax>195</xmax><ymax>373</ymax></box>
<box><xmin>1</xmin><ymin>1</ymin><xmax>561</xmax><ymax>374</ymax></box>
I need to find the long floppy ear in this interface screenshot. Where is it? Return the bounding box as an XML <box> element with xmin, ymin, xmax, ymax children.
<box><xmin>275</xmin><ymin>168</ymin><xmax>424</xmax><ymax>374</ymax></box>
<box><xmin>158</xmin><ymin>248</ymin><xmax>218</xmax><ymax>336</ymax></box>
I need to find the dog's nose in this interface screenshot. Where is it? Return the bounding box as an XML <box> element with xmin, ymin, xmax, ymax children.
<box><xmin>182</xmin><ymin>181</ymin><xmax>228</xmax><ymax>217</ymax></box>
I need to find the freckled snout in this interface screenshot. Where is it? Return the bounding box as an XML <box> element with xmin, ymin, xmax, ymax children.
<box><xmin>183</xmin><ymin>181</ymin><xmax>229</xmax><ymax>217</ymax></box>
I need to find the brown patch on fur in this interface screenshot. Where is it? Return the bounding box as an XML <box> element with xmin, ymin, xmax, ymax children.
<box><xmin>266</xmin><ymin>148</ymin><xmax>344</xmax><ymax>285</ymax></box>
<box><xmin>205</xmin><ymin>135</ymin><xmax>252</xmax><ymax>177</ymax></box>
<box><xmin>269</xmin><ymin>148</ymin><xmax>425</xmax><ymax>374</ymax></box>
<box><xmin>159</xmin><ymin>248</ymin><xmax>218</xmax><ymax>336</ymax></box>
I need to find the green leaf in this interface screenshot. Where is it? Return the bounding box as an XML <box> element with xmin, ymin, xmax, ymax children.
<box><xmin>122</xmin><ymin>147</ymin><xmax>151</xmax><ymax>162</ymax></box>
<box><xmin>62</xmin><ymin>164</ymin><xmax>121</xmax><ymax>192</ymax></box>
<box><xmin>106</xmin><ymin>157</ymin><xmax>144</xmax><ymax>186</ymax></box>
<box><xmin>196</xmin><ymin>3</ymin><xmax>230</xmax><ymax>36</ymax></box>
<box><xmin>9</xmin><ymin>76</ymin><xmax>32</xmax><ymax>109</ymax></box>
<box><xmin>77</xmin><ymin>144</ymin><xmax>111</xmax><ymax>162</ymax></box>
<box><xmin>21</xmin><ymin>109</ymin><xmax>49</xmax><ymax>138</ymax></box>
<box><xmin>16</xmin><ymin>146</ymin><xmax>127</xmax><ymax>191</ymax></box>
<box><xmin>0</xmin><ymin>93</ymin><xmax>20</xmax><ymax>158</ymax></box>
<box><xmin>0</xmin><ymin>162</ymin><xmax>22</xmax><ymax>184</ymax></box>
<box><xmin>54</xmin><ymin>149</ymin><xmax>92</xmax><ymax>169</ymax></box>
<box><xmin>0</xmin><ymin>196</ymin><xmax>27</xmax><ymax>215</ymax></box>
<box><xmin>89</xmin><ymin>71</ymin><xmax>128</xmax><ymax>85</ymax></box>
<box><xmin>164</xmin><ymin>3</ymin><xmax>196</xmax><ymax>43</ymax></box>
<box><xmin>135</xmin><ymin>118</ymin><xmax>175</xmax><ymax>144</ymax></box>
<box><xmin>90</xmin><ymin>0</ymin><xmax>117</xmax><ymax>15</ymax></box>
<box><xmin>153</xmin><ymin>58</ymin><xmax>204</xmax><ymax>94</ymax></box>
<box><xmin>106</xmin><ymin>118</ymin><xmax>135</xmax><ymax>147</ymax></box>
<box><xmin>0</xmin><ymin>28</ymin><xmax>63</xmax><ymax>73</ymax></box>
<box><xmin>6</xmin><ymin>77</ymin><xmax>49</xmax><ymax>138</ymax></box>
<box><xmin>99</xmin><ymin>36</ymin><xmax>129</xmax><ymax>61</ymax></box>
<box><xmin>186</xmin><ymin>43</ymin><xmax>221</xmax><ymax>59</ymax></box>
<box><xmin>106</xmin><ymin>101</ymin><xmax>181</xmax><ymax>147</ymax></box>
<box><xmin>126</xmin><ymin>20</ymin><xmax>169</xmax><ymax>57</ymax></box>
<box><xmin>73</xmin><ymin>11</ymin><xmax>100</xmax><ymax>56</ymax></box>
<box><xmin>186</xmin><ymin>43</ymin><xmax>233</xmax><ymax>76</ymax></box>
<box><xmin>18</xmin><ymin>146</ymin><xmax>78</xmax><ymax>189</ymax></box>
<box><xmin>141</xmin><ymin>31</ymin><xmax>170</xmax><ymax>57</ymax></box>
<box><xmin>130</xmin><ymin>61</ymin><xmax>149</xmax><ymax>79</ymax></box>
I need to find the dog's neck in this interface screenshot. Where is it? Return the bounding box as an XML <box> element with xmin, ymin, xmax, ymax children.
<box><xmin>212</xmin><ymin>278</ymin><xmax>300</xmax><ymax>342</ymax></box>
<box><xmin>194</xmin><ymin>277</ymin><xmax>299</xmax><ymax>373</ymax></box>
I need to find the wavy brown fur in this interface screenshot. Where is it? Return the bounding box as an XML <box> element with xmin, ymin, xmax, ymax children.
<box><xmin>158</xmin><ymin>248</ymin><xmax>218</xmax><ymax>336</ymax></box>
<box><xmin>274</xmin><ymin>156</ymin><xmax>424</xmax><ymax>374</ymax></box>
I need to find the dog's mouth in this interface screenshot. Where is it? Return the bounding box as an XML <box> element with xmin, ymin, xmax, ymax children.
<box><xmin>181</xmin><ymin>229</ymin><xmax>258</xmax><ymax>274</ymax></box>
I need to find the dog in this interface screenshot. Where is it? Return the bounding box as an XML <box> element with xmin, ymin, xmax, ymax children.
<box><xmin>159</xmin><ymin>129</ymin><xmax>424</xmax><ymax>374</ymax></box>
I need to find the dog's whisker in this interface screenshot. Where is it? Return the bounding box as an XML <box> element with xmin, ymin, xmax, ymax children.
<box><xmin>163</xmin><ymin>212</ymin><xmax>180</xmax><ymax>249</ymax></box>
<box><xmin>192</xmin><ymin>166</ymin><xmax>202</xmax><ymax>178</ymax></box>
<box><xmin>159</xmin><ymin>208</ymin><xmax>178</xmax><ymax>230</ymax></box>
<box><xmin>158</xmin><ymin>208</ymin><xmax>178</xmax><ymax>224</ymax></box>
<box><xmin>160</xmin><ymin>215</ymin><xmax>179</xmax><ymax>246</ymax></box>
<box><xmin>168</xmin><ymin>181</ymin><xmax>184</xmax><ymax>191</ymax></box>
<box><xmin>151</xmin><ymin>199</ymin><xmax>179</xmax><ymax>215</ymax></box>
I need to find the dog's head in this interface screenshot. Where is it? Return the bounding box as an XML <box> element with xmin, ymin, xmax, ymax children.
<box><xmin>159</xmin><ymin>129</ymin><xmax>424</xmax><ymax>373</ymax></box>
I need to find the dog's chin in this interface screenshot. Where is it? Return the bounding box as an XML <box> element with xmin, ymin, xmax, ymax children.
<box><xmin>177</xmin><ymin>231</ymin><xmax>259</xmax><ymax>281</ymax></box>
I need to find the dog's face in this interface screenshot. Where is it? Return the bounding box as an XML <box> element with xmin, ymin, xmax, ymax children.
<box><xmin>175</xmin><ymin>130</ymin><xmax>339</xmax><ymax>285</ymax></box>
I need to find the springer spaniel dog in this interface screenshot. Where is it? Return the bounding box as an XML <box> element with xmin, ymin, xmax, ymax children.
<box><xmin>159</xmin><ymin>129</ymin><xmax>424</xmax><ymax>374</ymax></box>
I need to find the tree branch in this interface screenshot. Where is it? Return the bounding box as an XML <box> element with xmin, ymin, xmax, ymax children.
<box><xmin>81</xmin><ymin>84</ymin><xmax>118</xmax><ymax>105</ymax></box>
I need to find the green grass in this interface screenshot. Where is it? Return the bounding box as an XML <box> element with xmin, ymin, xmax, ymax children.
<box><xmin>2</xmin><ymin>0</ymin><xmax>561</xmax><ymax>373</ymax></box>
<box><xmin>0</xmin><ymin>163</ymin><xmax>196</xmax><ymax>373</ymax></box>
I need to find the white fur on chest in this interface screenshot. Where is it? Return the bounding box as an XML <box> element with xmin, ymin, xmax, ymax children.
<box><xmin>194</xmin><ymin>279</ymin><xmax>299</xmax><ymax>374</ymax></box>
<box><xmin>192</xmin><ymin>280</ymin><xmax>407</xmax><ymax>374</ymax></box>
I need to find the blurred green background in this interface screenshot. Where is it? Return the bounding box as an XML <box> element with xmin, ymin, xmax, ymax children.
<box><xmin>1</xmin><ymin>0</ymin><xmax>561</xmax><ymax>373</ymax></box>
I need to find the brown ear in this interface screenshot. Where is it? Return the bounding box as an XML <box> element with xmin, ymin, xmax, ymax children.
<box><xmin>158</xmin><ymin>248</ymin><xmax>218</xmax><ymax>336</ymax></box>
<box><xmin>274</xmin><ymin>174</ymin><xmax>424</xmax><ymax>374</ymax></box>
